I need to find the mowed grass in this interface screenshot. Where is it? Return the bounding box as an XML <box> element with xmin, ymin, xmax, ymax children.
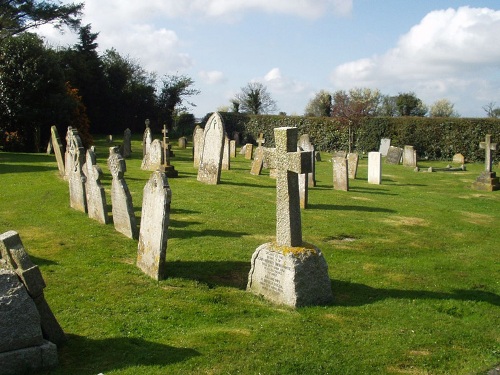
<box><xmin>0</xmin><ymin>134</ymin><xmax>498</xmax><ymax>375</ymax></box>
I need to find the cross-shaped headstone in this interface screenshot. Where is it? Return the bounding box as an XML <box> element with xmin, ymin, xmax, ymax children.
<box><xmin>479</xmin><ymin>134</ymin><xmax>497</xmax><ymax>172</ymax></box>
<box><xmin>257</xmin><ymin>133</ymin><xmax>266</xmax><ymax>148</ymax></box>
<box><xmin>162</xmin><ymin>124</ymin><xmax>171</xmax><ymax>167</ymax></box>
<box><xmin>267</xmin><ymin>127</ymin><xmax>312</xmax><ymax>247</ymax></box>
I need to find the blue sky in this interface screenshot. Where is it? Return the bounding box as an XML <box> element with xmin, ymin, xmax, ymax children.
<box><xmin>37</xmin><ymin>0</ymin><xmax>500</xmax><ymax>118</ymax></box>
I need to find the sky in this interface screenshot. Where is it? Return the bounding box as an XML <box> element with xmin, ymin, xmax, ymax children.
<box><xmin>36</xmin><ymin>0</ymin><xmax>500</xmax><ymax>119</ymax></box>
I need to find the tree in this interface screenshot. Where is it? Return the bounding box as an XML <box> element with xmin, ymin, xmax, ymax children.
<box><xmin>304</xmin><ymin>90</ymin><xmax>332</xmax><ymax>117</ymax></box>
<box><xmin>482</xmin><ymin>102</ymin><xmax>500</xmax><ymax>118</ymax></box>
<box><xmin>0</xmin><ymin>0</ymin><xmax>83</xmax><ymax>40</ymax></box>
<box><xmin>157</xmin><ymin>74</ymin><xmax>200</xmax><ymax>131</ymax></box>
<box><xmin>233</xmin><ymin>82</ymin><xmax>277</xmax><ymax>115</ymax></box>
<box><xmin>429</xmin><ymin>99</ymin><xmax>459</xmax><ymax>117</ymax></box>
<box><xmin>395</xmin><ymin>92</ymin><xmax>427</xmax><ymax>116</ymax></box>
<box><xmin>378</xmin><ymin>95</ymin><xmax>398</xmax><ymax>116</ymax></box>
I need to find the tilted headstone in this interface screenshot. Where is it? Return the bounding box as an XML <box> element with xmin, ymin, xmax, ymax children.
<box><xmin>247</xmin><ymin>127</ymin><xmax>332</xmax><ymax>307</ymax></box>
<box><xmin>452</xmin><ymin>153</ymin><xmax>465</xmax><ymax>164</ymax></box>
<box><xmin>193</xmin><ymin>125</ymin><xmax>204</xmax><ymax>168</ymax></box>
<box><xmin>347</xmin><ymin>152</ymin><xmax>359</xmax><ymax>179</ymax></box>
<box><xmin>122</xmin><ymin>128</ymin><xmax>132</xmax><ymax>158</ymax></box>
<box><xmin>84</xmin><ymin>147</ymin><xmax>109</xmax><ymax>224</ymax></box>
<box><xmin>222</xmin><ymin>134</ymin><xmax>230</xmax><ymax>171</ymax></box>
<box><xmin>67</xmin><ymin>128</ymin><xmax>87</xmax><ymax>213</ymax></box>
<box><xmin>471</xmin><ymin>134</ymin><xmax>500</xmax><ymax>191</ymax></box>
<box><xmin>197</xmin><ymin>112</ymin><xmax>225</xmax><ymax>185</ymax></box>
<box><xmin>50</xmin><ymin>126</ymin><xmax>65</xmax><ymax>177</ymax></box>
<box><xmin>108</xmin><ymin>147</ymin><xmax>138</xmax><ymax>239</ymax></box>
<box><xmin>142</xmin><ymin>119</ymin><xmax>152</xmax><ymax>158</ymax></box>
<box><xmin>332</xmin><ymin>156</ymin><xmax>349</xmax><ymax>191</ymax></box>
<box><xmin>386</xmin><ymin>146</ymin><xmax>403</xmax><ymax>164</ymax></box>
<box><xmin>244</xmin><ymin>143</ymin><xmax>254</xmax><ymax>160</ymax></box>
<box><xmin>379</xmin><ymin>138</ymin><xmax>391</xmax><ymax>156</ymax></box>
<box><xmin>368</xmin><ymin>152</ymin><xmax>382</xmax><ymax>184</ymax></box>
<box><xmin>403</xmin><ymin>145</ymin><xmax>417</xmax><ymax>167</ymax></box>
<box><xmin>298</xmin><ymin>134</ymin><xmax>316</xmax><ymax>187</ymax></box>
<box><xmin>250</xmin><ymin>134</ymin><xmax>265</xmax><ymax>176</ymax></box>
<box><xmin>141</xmin><ymin>139</ymin><xmax>163</xmax><ymax>171</ymax></box>
<box><xmin>137</xmin><ymin>171</ymin><xmax>172</xmax><ymax>280</ymax></box>
<box><xmin>229</xmin><ymin>140</ymin><xmax>236</xmax><ymax>158</ymax></box>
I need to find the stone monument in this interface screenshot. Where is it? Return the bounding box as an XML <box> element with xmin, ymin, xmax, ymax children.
<box><xmin>368</xmin><ymin>152</ymin><xmax>382</xmax><ymax>184</ymax></box>
<box><xmin>244</xmin><ymin>143</ymin><xmax>254</xmax><ymax>160</ymax></box>
<box><xmin>250</xmin><ymin>134</ymin><xmax>265</xmax><ymax>176</ymax></box>
<box><xmin>66</xmin><ymin>128</ymin><xmax>87</xmax><ymax>213</ymax></box>
<box><xmin>84</xmin><ymin>147</ymin><xmax>109</xmax><ymax>224</ymax></box>
<box><xmin>50</xmin><ymin>126</ymin><xmax>65</xmax><ymax>177</ymax></box>
<box><xmin>386</xmin><ymin>146</ymin><xmax>403</xmax><ymax>165</ymax></box>
<box><xmin>141</xmin><ymin>139</ymin><xmax>163</xmax><ymax>171</ymax></box>
<box><xmin>403</xmin><ymin>145</ymin><xmax>417</xmax><ymax>167</ymax></box>
<box><xmin>332</xmin><ymin>156</ymin><xmax>349</xmax><ymax>191</ymax></box>
<box><xmin>222</xmin><ymin>134</ymin><xmax>230</xmax><ymax>171</ymax></box>
<box><xmin>379</xmin><ymin>138</ymin><xmax>391</xmax><ymax>156</ymax></box>
<box><xmin>122</xmin><ymin>128</ymin><xmax>132</xmax><ymax>158</ymax></box>
<box><xmin>347</xmin><ymin>152</ymin><xmax>359</xmax><ymax>179</ymax></box>
<box><xmin>142</xmin><ymin>119</ymin><xmax>152</xmax><ymax>158</ymax></box>
<box><xmin>193</xmin><ymin>125</ymin><xmax>204</xmax><ymax>168</ymax></box>
<box><xmin>137</xmin><ymin>171</ymin><xmax>172</xmax><ymax>280</ymax></box>
<box><xmin>197</xmin><ymin>112</ymin><xmax>225</xmax><ymax>185</ymax></box>
<box><xmin>247</xmin><ymin>127</ymin><xmax>333</xmax><ymax>307</ymax></box>
<box><xmin>471</xmin><ymin>134</ymin><xmax>500</xmax><ymax>191</ymax></box>
<box><xmin>297</xmin><ymin>134</ymin><xmax>316</xmax><ymax>187</ymax></box>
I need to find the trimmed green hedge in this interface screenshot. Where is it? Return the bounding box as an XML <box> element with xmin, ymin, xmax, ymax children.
<box><xmin>202</xmin><ymin>113</ymin><xmax>500</xmax><ymax>162</ymax></box>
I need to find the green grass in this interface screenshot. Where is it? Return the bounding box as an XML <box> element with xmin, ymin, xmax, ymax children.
<box><xmin>0</xmin><ymin>134</ymin><xmax>499</xmax><ymax>375</ymax></box>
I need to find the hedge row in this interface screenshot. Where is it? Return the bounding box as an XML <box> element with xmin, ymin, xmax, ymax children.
<box><xmin>202</xmin><ymin>113</ymin><xmax>500</xmax><ymax>163</ymax></box>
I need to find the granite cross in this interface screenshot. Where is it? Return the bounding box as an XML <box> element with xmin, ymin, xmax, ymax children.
<box><xmin>480</xmin><ymin>134</ymin><xmax>497</xmax><ymax>172</ymax></box>
<box><xmin>162</xmin><ymin>124</ymin><xmax>170</xmax><ymax>167</ymax></box>
<box><xmin>267</xmin><ymin>127</ymin><xmax>312</xmax><ymax>247</ymax></box>
<box><xmin>257</xmin><ymin>133</ymin><xmax>266</xmax><ymax>148</ymax></box>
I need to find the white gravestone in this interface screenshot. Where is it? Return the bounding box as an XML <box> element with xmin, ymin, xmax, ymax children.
<box><xmin>403</xmin><ymin>145</ymin><xmax>417</xmax><ymax>167</ymax></box>
<box><xmin>197</xmin><ymin>112</ymin><xmax>225</xmax><ymax>185</ymax></box>
<box><xmin>347</xmin><ymin>152</ymin><xmax>359</xmax><ymax>179</ymax></box>
<box><xmin>84</xmin><ymin>147</ymin><xmax>109</xmax><ymax>224</ymax></box>
<box><xmin>136</xmin><ymin>171</ymin><xmax>172</xmax><ymax>280</ymax></box>
<box><xmin>142</xmin><ymin>119</ymin><xmax>152</xmax><ymax>158</ymax></box>
<box><xmin>222</xmin><ymin>134</ymin><xmax>230</xmax><ymax>171</ymax></box>
<box><xmin>379</xmin><ymin>138</ymin><xmax>391</xmax><ymax>156</ymax></box>
<box><xmin>193</xmin><ymin>125</ymin><xmax>204</xmax><ymax>168</ymax></box>
<box><xmin>141</xmin><ymin>139</ymin><xmax>163</xmax><ymax>171</ymax></box>
<box><xmin>332</xmin><ymin>156</ymin><xmax>349</xmax><ymax>191</ymax></box>
<box><xmin>368</xmin><ymin>152</ymin><xmax>382</xmax><ymax>184</ymax></box>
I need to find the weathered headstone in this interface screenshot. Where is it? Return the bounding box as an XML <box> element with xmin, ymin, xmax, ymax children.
<box><xmin>197</xmin><ymin>112</ymin><xmax>225</xmax><ymax>185</ymax></box>
<box><xmin>452</xmin><ymin>153</ymin><xmax>465</xmax><ymax>164</ymax></box>
<box><xmin>222</xmin><ymin>134</ymin><xmax>230</xmax><ymax>171</ymax></box>
<box><xmin>250</xmin><ymin>133</ymin><xmax>265</xmax><ymax>176</ymax></box>
<box><xmin>122</xmin><ymin>128</ymin><xmax>132</xmax><ymax>158</ymax></box>
<box><xmin>386</xmin><ymin>146</ymin><xmax>403</xmax><ymax>165</ymax></box>
<box><xmin>108</xmin><ymin>146</ymin><xmax>138</xmax><ymax>239</ymax></box>
<box><xmin>229</xmin><ymin>140</ymin><xmax>236</xmax><ymax>158</ymax></box>
<box><xmin>46</xmin><ymin>138</ymin><xmax>53</xmax><ymax>155</ymax></box>
<box><xmin>84</xmin><ymin>147</ymin><xmax>109</xmax><ymax>224</ymax></box>
<box><xmin>232</xmin><ymin>131</ymin><xmax>240</xmax><ymax>145</ymax></box>
<box><xmin>193</xmin><ymin>125</ymin><xmax>204</xmax><ymax>168</ymax></box>
<box><xmin>298</xmin><ymin>167</ymin><xmax>308</xmax><ymax>209</ymax></box>
<box><xmin>247</xmin><ymin>127</ymin><xmax>332</xmax><ymax>307</ymax></box>
<box><xmin>63</xmin><ymin>127</ymin><xmax>73</xmax><ymax>181</ymax></box>
<box><xmin>347</xmin><ymin>152</ymin><xmax>359</xmax><ymax>179</ymax></box>
<box><xmin>141</xmin><ymin>139</ymin><xmax>163</xmax><ymax>171</ymax></box>
<box><xmin>136</xmin><ymin>171</ymin><xmax>172</xmax><ymax>280</ymax></box>
<box><xmin>244</xmin><ymin>143</ymin><xmax>254</xmax><ymax>160</ymax></box>
<box><xmin>178</xmin><ymin>136</ymin><xmax>187</xmax><ymax>149</ymax></box>
<box><xmin>142</xmin><ymin>119</ymin><xmax>152</xmax><ymax>158</ymax></box>
<box><xmin>332</xmin><ymin>150</ymin><xmax>347</xmax><ymax>158</ymax></box>
<box><xmin>379</xmin><ymin>138</ymin><xmax>391</xmax><ymax>156</ymax></box>
<box><xmin>471</xmin><ymin>134</ymin><xmax>500</xmax><ymax>191</ymax></box>
<box><xmin>298</xmin><ymin>134</ymin><xmax>316</xmax><ymax>187</ymax></box>
<box><xmin>160</xmin><ymin>125</ymin><xmax>178</xmax><ymax>177</ymax></box>
<box><xmin>50</xmin><ymin>126</ymin><xmax>65</xmax><ymax>177</ymax></box>
<box><xmin>67</xmin><ymin>128</ymin><xmax>87</xmax><ymax>213</ymax></box>
<box><xmin>403</xmin><ymin>145</ymin><xmax>417</xmax><ymax>167</ymax></box>
<box><xmin>332</xmin><ymin>156</ymin><xmax>349</xmax><ymax>191</ymax></box>
<box><xmin>107</xmin><ymin>135</ymin><xmax>113</xmax><ymax>143</ymax></box>
<box><xmin>368</xmin><ymin>152</ymin><xmax>382</xmax><ymax>184</ymax></box>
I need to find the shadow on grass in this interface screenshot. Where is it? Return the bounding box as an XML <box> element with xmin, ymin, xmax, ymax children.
<box><xmin>220</xmin><ymin>180</ymin><xmax>275</xmax><ymax>189</ymax></box>
<box><xmin>165</xmin><ymin>260</ymin><xmax>250</xmax><ymax>289</ymax></box>
<box><xmin>348</xmin><ymin>186</ymin><xmax>397</xmax><ymax>195</ymax></box>
<box><xmin>308</xmin><ymin>204</ymin><xmax>396</xmax><ymax>213</ymax></box>
<box><xmin>169</xmin><ymin>228</ymin><xmax>249</xmax><ymax>240</ymax></box>
<box><xmin>0</xmin><ymin>163</ymin><xmax>57</xmax><ymax>174</ymax></box>
<box><xmin>332</xmin><ymin>280</ymin><xmax>500</xmax><ymax>307</ymax></box>
<box><xmin>29</xmin><ymin>255</ymin><xmax>59</xmax><ymax>267</ymax></box>
<box><xmin>56</xmin><ymin>334</ymin><xmax>200</xmax><ymax>374</ymax></box>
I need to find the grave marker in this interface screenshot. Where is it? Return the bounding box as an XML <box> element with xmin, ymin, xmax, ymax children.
<box><xmin>403</xmin><ymin>145</ymin><xmax>417</xmax><ymax>167</ymax></box>
<box><xmin>160</xmin><ymin>125</ymin><xmax>178</xmax><ymax>177</ymax></box>
<box><xmin>297</xmin><ymin>134</ymin><xmax>316</xmax><ymax>187</ymax></box>
<box><xmin>197</xmin><ymin>112</ymin><xmax>225</xmax><ymax>185</ymax></box>
<box><xmin>222</xmin><ymin>134</ymin><xmax>230</xmax><ymax>170</ymax></box>
<box><xmin>230</xmin><ymin>140</ymin><xmax>236</xmax><ymax>158</ymax></box>
<box><xmin>122</xmin><ymin>128</ymin><xmax>132</xmax><ymax>158</ymax></box>
<box><xmin>347</xmin><ymin>152</ymin><xmax>359</xmax><ymax>179</ymax></box>
<box><xmin>142</xmin><ymin>119</ymin><xmax>152</xmax><ymax>158</ymax></box>
<box><xmin>386</xmin><ymin>146</ymin><xmax>403</xmax><ymax>164</ymax></box>
<box><xmin>250</xmin><ymin>134</ymin><xmax>265</xmax><ymax>176</ymax></box>
<box><xmin>452</xmin><ymin>153</ymin><xmax>465</xmax><ymax>164</ymax></box>
<box><xmin>332</xmin><ymin>156</ymin><xmax>349</xmax><ymax>191</ymax></box>
<box><xmin>50</xmin><ymin>126</ymin><xmax>65</xmax><ymax>177</ymax></box>
<box><xmin>193</xmin><ymin>125</ymin><xmax>204</xmax><ymax>168</ymax></box>
<box><xmin>472</xmin><ymin>134</ymin><xmax>500</xmax><ymax>191</ymax></box>
<box><xmin>368</xmin><ymin>152</ymin><xmax>382</xmax><ymax>184</ymax></box>
<box><xmin>67</xmin><ymin>128</ymin><xmax>87</xmax><ymax>213</ymax></box>
<box><xmin>141</xmin><ymin>139</ymin><xmax>163</xmax><ymax>171</ymax></box>
<box><xmin>84</xmin><ymin>147</ymin><xmax>109</xmax><ymax>224</ymax></box>
<box><xmin>379</xmin><ymin>138</ymin><xmax>391</xmax><ymax>156</ymax></box>
<box><xmin>244</xmin><ymin>143</ymin><xmax>254</xmax><ymax>160</ymax></box>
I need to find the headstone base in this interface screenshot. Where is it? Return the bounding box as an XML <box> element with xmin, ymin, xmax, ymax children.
<box><xmin>471</xmin><ymin>171</ymin><xmax>500</xmax><ymax>191</ymax></box>
<box><xmin>160</xmin><ymin>165</ymin><xmax>178</xmax><ymax>178</ymax></box>
<box><xmin>247</xmin><ymin>242</ymin><xmax>332</xmax><ymax>307</ymax></box>
<box><xmin>0</xmin><ymin>340</ymin><xmax>58</xmax><ymax>374</ymax></box>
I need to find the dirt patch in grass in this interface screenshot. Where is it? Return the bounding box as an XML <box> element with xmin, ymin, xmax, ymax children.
<box><xmin>386</xmin><ymin>365</ymin><xmax>429</xmax><ymax>374</ymax></box>
<box><xmin>461</xmin><ymin>211</ymin><xmax>494</xmax><ymax>225</ymax></box>
<box><xmin>382</xmin><ymin>216</ymin><xmax>428</xmax><ymax>227</ymax></box>
<box><xmin>351</xmin><ymin>196</ymin><xmax>374</xmax><ymax>202</ymax></box>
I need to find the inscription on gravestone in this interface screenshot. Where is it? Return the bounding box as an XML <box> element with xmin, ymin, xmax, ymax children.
<box><xmin>197</xmin><ymin>112</ymin><xmax>225</xmax><ymax>185</ymax></box>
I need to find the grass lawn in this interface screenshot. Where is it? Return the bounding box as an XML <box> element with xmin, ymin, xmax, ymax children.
<box><xmin>0</xmin><ymin>134</ymin><xmax>498</xmax><ymax>375</ymax></box>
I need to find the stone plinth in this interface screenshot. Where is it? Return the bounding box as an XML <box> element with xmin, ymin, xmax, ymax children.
<box><xmin>247</xmin><ymin>243</ymin><xmax>332</xmax><ymax>307</ymax></box>
<box><xmin>471</xmin><ymin>171</ymin><xmax>500</xmax><ymax>191</ymax></box>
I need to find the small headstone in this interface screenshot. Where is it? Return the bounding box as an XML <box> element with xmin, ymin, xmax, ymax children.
<box><xmin>232</xmin><ymin>131</ymin><xmax>240</xmax><ymax>145</ymax></box>
<box><xmin>142</xmin><ymin>119</ymin><xmax>152</xmax><ymax>158</ymax></box>
<box><xmin>160</xmin><ymin>125</ymin><xmax>178</xmax><ymax>177</ymax></box>
<box><xmin>229</xmin><ymin>140</ymin><xmax>236</xmax><ymax>158</ymax></box>
<box><xmin>471</xmin><ymin>134</ymin><xmax>500</xmax><ymax>191</ymax></box>
<box><xmin>332</xmin><ymin>150</ymin><xmax>347</xmax><ymax>158</ymax></box>
<box><xmin>122</xmin><ymin>128</ymin><xmax>132</xmax><ymax>158</ymax></box>
<box><xmin>84</xmin><ymin>147</ymin><xmax>109</xmax><ymax>224</ymax></box>
<box><xmin>245</xmin><ymin>143</ymin><xmax>254</xmax><ymax>160</ymax></box>
<box><xmin>141</xmin><ymin>139</ymin><xmax>163</xmax><ymax>171</ymax></box>
<box><xmin>368</xmin><ymin>152</ymin><xmax>382</xmax><ymax>184</ymax></box>
<box><xmin>222</xmin><ymin>134</ymin><xmax>230</xmax><ymax>171</ymax></box>
<box><xmin>178</xmin><ymin>137</ymin><xmax>187</xmax><ymax>149</ymax></box>
<box><xmin>247</xmin><ymin>127</ymin><xmax>332</xmax><ymax>308</ymax></box>
<box><xmin>298</xmin><ymin>134</ymin><xmax>316</xmax><ymax>187</ymax></box>
<box><xmin>108</xmin><ymin>146</ymin><xmax>138</xmax><ymax>239</ymax></box>
<box><xmin>332</xmin><ymin>156</ymin><xmax>349</xmax><ymax>191</ymax></box>
<box><xmin>197</xmin><ymin>112</ymin><xmax>225</xmax><ymax>185</ymax></box>
<box><xmin>347</xmin><ymin>152</ymin><xmax>359</xmax><ymax>179</ymax></box>
<box><xmin>46</xmin><ymin>138</ymin><xmax>53</xmax><ymax>155</ymax></box>
<box><xmin>63</xmin><ymin>127</ymin><xmax>74</xmax><ymax>181</ymax></box>
<box><xmin>452</xmin><ymin>153</ymin><xmax>464</xmax><ymax>164</ymax></box>
<box><xmin>315</xmin><ymin>151</ymin><xmax>321</xmax><ymax>162</ymax></box>
<box><xmin>50</xmin><ymin>126</ymin><xmax>65</xmax><ymax>177</ymax></box>
<box><xmin>386</xmin><ymin>146</ymin><xmax>403</xmax><ymax>165</ymax></box>
<box><xmin>250</xmin><ymin>144</ymin><xmax>265</xmax><ymax>176</ymax></box>
<box><xmin>137</xmin><ymin>171</ymin><xmax>172</xmax><ymax>280</ymax></box>
<box><xmin>403</xmin><ymin>145</ymin><xmax>417</xmax><ymax>167</ymax></box>
<box><xmin>298</xmin><ymin>168</ymin><xmax>308</xmax><ymax>209</ymax></box>
<box><xmin>67</xmin><ymin>128</ymin><xmax>87</xmax><ymax>213</ymax></box>
<box><xmin>239</xmin><ymin>144</ymin><xmax>247</xmax><ymax>155</ymax></box>
<box><xmin>107</xmin><ymin>135</ymin><xmax>113</xmax><ymax>143</ymax></box>
<box><xmin>379</xmin><ymin>138</ymin><xmax>391</xmax><ymax>156</ymax></box>
<box><xmin>193</xmin><ymin>125</ymin><xmax>204</xmax><ymax>168</ymax></box>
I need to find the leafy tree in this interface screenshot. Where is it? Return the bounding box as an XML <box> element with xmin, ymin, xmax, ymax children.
<box><xmin>0</xmin><ymin>0</ymin><xmax>83</xmax><ymax>39</ymax></box>
<box><xmin>304</xmin><ymin>90</ymin><xmax>332</xmax><ymax>117</ymax></box>
<box><xmin>429</xmin><ymin>99</ymin><xmax>459</xmax><ymax>117</ymax></box>
<box><xmin>233</xmin><ymin>82</ymin><xmax>277</xmax><ymax>115</ymax></box>
<box><xmin>482</xmin><ymin>102</ymin><xmax>500</xmax><ymax>118</ymax></box>
<box><xmin>64</xmin><ymin>81</ymin><xmax>92</xmax><ymax>148</ymax></box>
<box><xmin>157</xmin><ymin>74</ymin><xmax>200</xmax><ymax>131</ymax></box>
<box><xmin>230</xmin><ymin>100</ymin><xmax>240</xmax><ymax>113</ymax></box>
<box><xmin>395</xmin><ymin>92</ymin><xmax>427</xmax><ymax>116</ymax></box>
<box><xmin>378</xmin><ymin>95</ymin><xmax>398</xmax><ymax>116</ymax></box>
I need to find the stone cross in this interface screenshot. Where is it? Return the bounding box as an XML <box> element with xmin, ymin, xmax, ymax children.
<box><xmin>267</xmin><ymin>127</ymin><xmax>312</xmax><ymax>247</ymax></box>
<box><xmin>162</xmin><ymin>124</ymin><xmax>170</xmax><ymax>167</ymax></box>
<box><xmin>257</xmin><ymin>133</ymin><xmax>265</xmax><ymax>148</ymax></box>
<box><xmin>479</xmin><ymin>134</ymin><xmax>497</xmax><ymax>172</ymax></box>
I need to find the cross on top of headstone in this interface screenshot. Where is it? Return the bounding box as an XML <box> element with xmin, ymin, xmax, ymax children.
<box><xmin>267</xmin><ymin>127</ymin><xmax>312</xmax><ymax>247</ymax></box>
<box><xmin>257</xmin><ymin>133</ymin><xmax>265</xmax><ymax>148</ymax></box>
<box><xmin>162</xmin><ymin>124</ymin><xmax>170</xmax><ymax>166</ymax></box>
<box><xmin>479</xmin><ymin>134</ymin><xmax>497</xmax><ymax>172</ymax></box>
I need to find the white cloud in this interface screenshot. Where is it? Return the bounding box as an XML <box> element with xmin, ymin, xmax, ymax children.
<box><xmin>330</xmin><ymin>6</ymin><xmax>500</xmax><ymax>116</ymax></box>
<box><xmin>262</xmin><ymin>68</ymin><xmax>307</xmax><ymax>94</ymax></box>
<box><xmin>199</xmin><ymin>70</ymin><xmax>227</xmax><ymax>84</ymax></box>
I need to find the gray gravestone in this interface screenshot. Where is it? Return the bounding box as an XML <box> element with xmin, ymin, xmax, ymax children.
<box><xmin>84</xmin><ymin>147</ymin><xmax>109</xmax><ymax>224</ymax></box>
<box><xmin>332</xmin><ymin>156</ymin><xmax>349</xmax><ymax>191</ymax></box>
<box><xmin>222</xmin><ymin>134</ymin><xmax>230</xmax><ymax>171</ymax></box>
<box><xmin>403</xmin><ymin>145</ymin><xmax>417</xmax><ymax>167</ymax></box>
<box><xmin>141</xmin><ymin>139</ymin><xmax>163</xmax><ymax>171</ymax></box>
<box><xmin>368</xmin><ymin>152</ymin><xmax>382</xmax><ymax>184</ymax></box>
<box><xmin>197</xmin><ymin>112</ymin><xmax>225</xmax><ymax>185</ymax></box>
<box><xmin>63</xmin><ymin>127</ymin><xmax>73</xmax><ymax>181</ymax></box>
<box><xmin>230</xmin><ymin>140</ymin><xmax>236</xmax><ymax>158</ymax></box>
<box><xmin>379</xmin><ymin>138</ymin><xmax>391</xmax><ymax>156</ymax></box>
<box><xmin>471</xmin><ymin>134</ymin><xmax>500</xmax><ymax>191</ymax></box>
<box><xmin>137</xmin><ymin>171</ymin><xmax>172</xmax><ymax>280</ymax></box>
<box><xmin>108</xmin><ymin>147</ymin><xmax>138</xmax><ymax>239</ymax></box>
<box><xmin>250</xmin><ymin>136</ymin><xmax>266</xmax><ymax>176</ymax></box>
<box><xmin>122</xmin><ymin>128</ymin><xmax>132</xmax><ymax>158</ymax></box>
<box><xmin>244</xmin><ymin>143</ymin><xmax>254</xmax><ymax>160</ymax></box>
<box><xmin>247</xmin><ymin>127</ymin><xmax>332</xmax><ymax>307</ymax></box>
<box><xmin>50</xmin><ymin>126</ymin><xmax>65</xmax><ymax>177</ymax></box>
<box><xmin>298</xmin><ymin>134</ymin><xmax>316</xmax><ymax>187</ymax></box>
<box><xmin>142</xmin><ymin>119</ymin><xmax>152</xmax><ymax>158</ymax></box>
<box><xmin>298</xmin><ymin>166</ymin><xmax>308</xmax><ymax>209</ymax></box>
<box><xmin>452</xmin><ymin>153</ymin><xmax>465</xmax><ymax>164</ymax></box>
<box><xmin>347</xmin><ymin>152</ymin><xmax>359</xmax><ymax>179</ymax></box>
<box><xmin>67</xmin><ymin>128</ymin><xmax>87</xmax><ymax>213</ymax></box>
<box><xmin>386</xmin><ymin>146</ymin><xmax>403</xmax><ymax>164</ymax></box>
<box><xmin>178</xmin><ymin>137</ymin><xmax>187</xmax><ymax>149</ymax></box>
<box><xmin>193</xmin><ymin>125</ymin><xmax>204</xmax><ymax>168</ymax></box>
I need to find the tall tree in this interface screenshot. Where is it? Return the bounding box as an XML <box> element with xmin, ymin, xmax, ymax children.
<box><xmin>233</xmin><ymin>82</ymin><xmax>277</xmax><ymax>115</ymax></box>
<box><xmin>304</xmin><ymin>90</ymin><xmax>332</xmax><ymax>117</ymax></box>
<box><xmin>395</xmin><ymin>92</ymin><xmax>427</xmax><ymax>116</ymax></box>
<box><xmin>0</xmin><ymin>0</ymin><xmax>82</xmax><ymax>39</ymax></box>
<box><xmin>429</xmin><ymin>99</ymin><xmax>459</xmax><ymax>117</ymax></box>
<box><xmin>482</xmin><ymin>102</ymin><xmax>500</xmax><ymax>118</ymax></box>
